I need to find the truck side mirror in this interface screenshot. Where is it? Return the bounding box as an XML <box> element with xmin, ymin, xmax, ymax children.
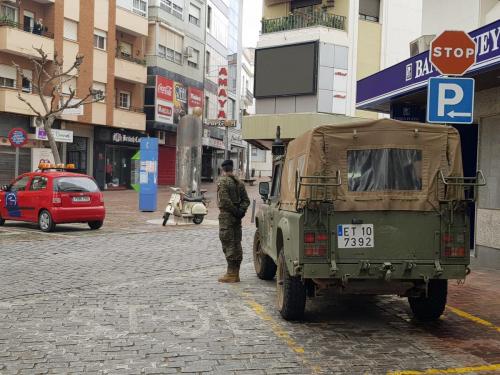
<box><xmin>259</xmin><ymin>181</ymin><xmax>269</xmax><ymax>201</ymax></box>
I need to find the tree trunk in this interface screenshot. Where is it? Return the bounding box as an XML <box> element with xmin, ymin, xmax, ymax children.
<box><xmin>43</xmin><ymin>116</ymin><xmax>61</xmax><ymax>165</ymax></box>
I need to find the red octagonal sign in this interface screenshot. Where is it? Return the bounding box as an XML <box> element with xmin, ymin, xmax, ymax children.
<box><xmin>430</xmin><ymin>30</ymin><xmax>477</xmax><ymax>75</ymax></box>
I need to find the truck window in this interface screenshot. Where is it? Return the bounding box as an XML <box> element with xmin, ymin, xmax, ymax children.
<box><xmin>270</xmin><ymin>163</ymin><xmax>283</xmax><ymax>198</ymax></box>
<box><xmin>348</xmin><ymin>148</ymin><xmax>422</xmax><ymax>192</ymax></box>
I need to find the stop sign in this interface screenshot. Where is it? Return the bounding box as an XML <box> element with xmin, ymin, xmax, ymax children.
<box><xmin>430</xmin><ymin>30</ymin><xmax>477</xmax><ymax>75</ymax></box>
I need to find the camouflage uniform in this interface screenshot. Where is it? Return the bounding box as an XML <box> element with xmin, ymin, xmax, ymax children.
<box><xmin>217</xmin><ymin>175</ymin><xmax>250</xmax><ymax>267</ymax></box>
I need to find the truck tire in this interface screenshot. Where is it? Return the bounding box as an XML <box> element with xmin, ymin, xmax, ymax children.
<box><xmin>277</xmin><ymin>250</ymin><xmax>306</xmax><ymax>321</ymax></box>
<box><xmin>253</xmin><ymin>230</ymin><xmax>277</xmax><ymax>280</ymax></box>
<box><xmin>408</xmin><ymin>279</ymin><xmax>447</xmax><ymax>321</ymax></box>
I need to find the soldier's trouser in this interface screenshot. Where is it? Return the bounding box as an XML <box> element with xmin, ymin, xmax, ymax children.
<box><xmin>219</xmin><ymin>223</ymin><xmax>243</xmax><ymax>266</ymax></box>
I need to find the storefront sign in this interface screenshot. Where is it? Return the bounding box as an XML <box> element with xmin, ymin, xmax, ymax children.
<box><xmin>188</xmin><ymin>87</ymin><xmax>204</xmax><ymax>114</ymax></box>
<box><xmin>202</xmin><ymin>136</ymin><xmax>225</xmax><ymax>150</ymax></box>
<box><xmin>61</xmin><ymin>98</ymin><xmax>84</xmax><ymax>116</ymax></box>
<box><xmin>174</xmin><ymin>82</ymin><xmax>188</xmax><ymax>124</ymax></box>
<box><xmin>218</xmin><ymin>67</ymin><xmax>228</xmax><ymax>119</ymax></box>
<box><xmin>205</xmin><ymin>119</ymin><xmax>237</xmax><ymax>127</ymax></box>
<box><xmin>35</xmin><ymin>128</ymin><xmax>74</xmax><ymax>143</ymax></box>
<box><xmin>8</xmin><ymin>128</ymin><xmax>28</xmax><ymax>147</ymax></box>
<box><xmin>155</xmin><ymin>76</ymin><xmax>174</xmax><ymax>124</ymax></box>
<box><xmin>357</xmin><ymin>19</ymin><xmax>500</xmax><ymax>109</ymax></box>
<box><xmin>112</xmin><ymin>132</ymin><xmax>141</xmax><ymax>144</ymax></box>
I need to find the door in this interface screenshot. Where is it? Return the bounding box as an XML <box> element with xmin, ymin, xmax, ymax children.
<box><xmin>24</xmin><ymin>11</ymin><xmax>34</xmax><ymax>32</ymax></box>
<box><xmin>26</xmin><ymin>175</ymin><xmax>49</xmax><ymax>222</ymax></box>
<box><xmin>158</xmin><ymin>146</ymin><xmax>176</xmax><ymax>185</ymax></box>
<box><xmin>4</xmin><ymin>175</ymin><xmax>32</xmax><ymax>221</ymax></box>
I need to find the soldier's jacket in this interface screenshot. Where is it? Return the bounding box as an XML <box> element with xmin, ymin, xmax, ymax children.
<box><xmin>217</xmin><ymin>175</ymin><xmax>250</xmax><ymax>224</ymax></box>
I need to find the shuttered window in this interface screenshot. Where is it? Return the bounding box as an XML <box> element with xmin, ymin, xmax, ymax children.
<box><xmin>0</xmin><ymin>64</ymin><xmax>16</xmax><ymax>88</ymax></box>
<box><xmin>93</xmin><ymin>29</ymin><xmax>107</xmax><ymax>50</ymax></box>
<box><xmin>64</xmin><ymin>18</ymin><xmax>78</xmax><ymax>41</ymax></box>
<box><xmin>158</xmin><ymin>26</ymin><xmax>183</xmax><ymax>65</ymax></box>
<box><xmin>189</xmin><ymin>3</ymin><xmax>200</xmax><ymax>26</ymax></box>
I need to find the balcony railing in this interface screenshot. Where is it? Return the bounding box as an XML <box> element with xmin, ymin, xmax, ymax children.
<box><xmin>115</xmin><ymin>104</ymin><xmax>144</xmax><ymax>113</ymax></box>
<box><xmin>116</xmin><ymin>50</ymin><xmax>147</xmax><ymax>66</ymax></box>
<box><xmin>0</xmin><ymin>18</ymin><xmax>54</xmax><ymax>38</ymax></box>
<box><xmin>261</xmin><ymin>11</ymin><xmax>346</xmax><ymax>34</ymax></box>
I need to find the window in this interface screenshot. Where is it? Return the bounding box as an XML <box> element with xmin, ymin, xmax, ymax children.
<box><xmin>132</xmin><ymin>0</ymin><xmax>147</xmax><ymax>17</ymax></box>
<box><xmin>54</xmin><ymin>177</ymin><xmax>99</xmax><ymax>193</ymax></box>
<box><xmin>118</xmin><ymin>41</ymin><xmax>133</xmax><ymax>57</ymax></box>
<box><xmin>22</xmin><ymin>70</ymin><xmax>32</xmax><ymax>93</ymax></box>
<box><xmin>0</xmin><ymin>4</ymin><xmax>17</xmax><ymax>22</ymax></box>
<box><xmin>30</xmin><ymin>176</ymin><xmax>48</xmax><ymax>191</ymax></box>
<box><xmin>158</xmin><ymin>44</ymin><xmax>166</xmax><ymax>58</ymax></box>
<box><xmin>347</xmin><ymin>148</ymin><xmax>422</xmax><ymax>192</ymax></box>
<box><xmin>160</xmin><ymin>0</ymin><xmax>184</xmax><ymax>19</ymax></box>
<box><xmin>158</xmin><ymin>27</ymin><xmax>183</xmax><ymax>65</ymax></box>
<box><xmin>93</xmin><ymin>29</ymin><xmax>107</xmax><ymax>50</ymax></box>
<box><xmin>10</xmin><ymin>176</ymin><xmax>31</xmax><ymax>192</ymax></box>
<box><xmin>0</xmin><ymin>64</ymin><xmax>16</xmax><ymax>88</ymax></box>
<box><xmin>207</xmin><ymin>5</ymin><xmax>212</xmax><ymax>30</ymax></box>
<box><xmin>359</xmin><ymin>0</ymin><xmax>380</xmax><ymax>22</ymax></box>
<box><xmin>187</xmin><ymin>47</ymin><xmax>199</xmax><ymax>69</ymax></box>
<box><xmin>174</xmin><ymin>51</ymin><xmax>182</xmax><ymax>65</ymax></box>
<box><xmin>270</xmin><ymin>163</ymin><xmax>283</xmax><ymax>198</ymax></box>
<box><xmin>189</xmin><ymin>3</ymin><xmax>200</xmax><ymax>26</ymax></box>
<box><xmin>92</xmin><ymin>82</ymin><xmax>105</xmax><ymax>102</ymax></box>
<box><xmin>118</xmin><ymin>91</ymin><xmax>131</xmax><ymax>109</ymax></box>
<box><xmin>23</xmin><ymin>10</ymin><xmax>34</xmax><ymax>32</ymax></box>
<box><xmin>64</xmin><ymin>18</ymin><xmax>78</xmax><ymax>41</ymax></box>
<box><xmin>205</xmin><ymin>51</ymin><xmax>210</xmax><ymax>74</ymax></box>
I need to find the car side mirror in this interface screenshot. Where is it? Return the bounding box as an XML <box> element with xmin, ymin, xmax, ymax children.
<box><xmin>1</xmin><ymin>185</ymin><xmax>8</xmax><ymax>192</ymax></box>
<box><xmin>259</xmin><ymin>181</ymin><xmax>269</xmax><ymax>201</ymax></box>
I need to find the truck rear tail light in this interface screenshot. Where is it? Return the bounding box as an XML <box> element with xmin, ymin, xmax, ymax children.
<box><xmin>442</xmin><ymin>233</ymin><xmax>453</xmax><ymax>243</ymax></box>
<box><xmin>316</xmin><ymin>233</ymin><xmax>328</xmax><ymax>242</ymax></box>
<box><xmin>52</xmin><ymin>193</ymin><xmax>61</xmax><ymax>206</ymax></box>
<box><xmin>304</xmin><ymin>245</ymin><xmax>327</xmax><ymax>257</ymax></box>
<box><xmin>304</xmin><ymin>232</ymin><xmax>315</xmax><ymax>243</ymax></box>
<box><xmin>444</xmin><ymin>247</ymin><xmax>465</xmax><ymax>257</ymax></box>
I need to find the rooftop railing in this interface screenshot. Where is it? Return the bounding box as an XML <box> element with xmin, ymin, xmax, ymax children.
<box><xmin>261</xmin><ymin>11</ymin><xmax>346</xmax><ymax>34</ymax></box>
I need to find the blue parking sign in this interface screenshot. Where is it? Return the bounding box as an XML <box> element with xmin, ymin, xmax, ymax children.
<box><xmin>427</xmin><ymin>77</ymin><xmax>475</xmax><ymax>124</ymax></box>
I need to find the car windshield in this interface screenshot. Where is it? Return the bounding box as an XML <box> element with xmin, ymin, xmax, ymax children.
<box><xmin>347</xmin><ymin>148</ymin><xmax>423</xmax><ymax>192</ymax></box>
<box><xmin>54</xmin><ymin>177</ymin><xmax>100</xmax><ymax>192</ymax></box>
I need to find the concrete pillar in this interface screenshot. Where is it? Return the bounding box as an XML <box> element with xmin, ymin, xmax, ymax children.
<box><xmin>176</xmin><ymin>115</ymin><xmax>203</xmax><ymax>196</ymax></box>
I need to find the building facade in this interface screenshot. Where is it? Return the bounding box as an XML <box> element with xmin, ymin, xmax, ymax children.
<box><xmin>356</xmin><ymin>0</ymin><xmax>500</xmax><ymax>266</ymax></box>
<box><xmin>0</xmin><ymin>0</ymin><xmax>148</xmax><ymax>189</ymax></box>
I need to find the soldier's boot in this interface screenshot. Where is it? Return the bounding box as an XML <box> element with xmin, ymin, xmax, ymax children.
<box><xmin>218</xmin><ymin>263</ymin><xmax>240</xmax><ymax>283</ymax></box>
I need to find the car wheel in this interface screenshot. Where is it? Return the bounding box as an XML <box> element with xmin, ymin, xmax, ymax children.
<box><xmin>88</xmin><ymin>221</ymin><xmax>103</xmax><ymax>230</ymax></box>
<box><xmin>162</xmin><ymin>213</ymin><xmax>170</xmax><ymax>226</ymax></box>
<box><xmin>253</xmin><ymin>230</ymin><xmax>277</xmax><ymax>280</ymax></box>
<box><xmin>39</xmin><ymin>210</ymin><xmax>55</xmax><ymax>232</ymax></box>
<box><xmin>408</xmin><ymin>279</ymin><xmax>447</xmax><ymax>321</ymax></box>
<box><xmin>277</xmin><ymin>249</ymin><xmax>306</xmax><ymax>321</ymax></box>
<box><xmin>192</xmin><ymin>215</ymin><xmax>204</xmax><ymax>225</ymax></box>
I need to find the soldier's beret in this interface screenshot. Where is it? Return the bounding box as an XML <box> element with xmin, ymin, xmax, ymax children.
<box><xmin>221</xmin><ymin>159</ymin><xmax>233</xmax><ymax>168</ymax></box>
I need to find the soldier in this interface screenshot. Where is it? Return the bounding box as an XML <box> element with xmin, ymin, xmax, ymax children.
<box><xmin>217</xmin><ymin>159</ymin><xmax>250</xmax><ymax>283</ymax></box>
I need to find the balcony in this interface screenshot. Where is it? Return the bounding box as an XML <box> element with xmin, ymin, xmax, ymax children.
<box><xmin>0</xmin><ymin>87</ymin><xmax>50</xmax><ymax>116</ymax></box>
<box><xmin>0</xmin><ymin>20</ymin><xmax>54</xmax><ymax>59</ymax></box>
<box><xmin>261</xmin><ymin>11</ymin><xmax>346</xmax><ymax>34</ymax></box>
<box><xmin>116</xmin><ymin>5</ymin><xmax>148</xmax><ymax>37</ymax></box>
<box><xmin>115</xmin><ymin>52</ymin><xmax>147</xmax><ymax>84</ymax></box>
<box><xmin>113</xmin><ymin>106</ymin><xmax>146</xmax><ymax>131</ymax></box>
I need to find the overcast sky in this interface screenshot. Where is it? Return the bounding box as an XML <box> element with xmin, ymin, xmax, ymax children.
<box><xmin>242</xmin><ymin>0</ymin><xmax>263</xmax><ymax>48</ymax></box>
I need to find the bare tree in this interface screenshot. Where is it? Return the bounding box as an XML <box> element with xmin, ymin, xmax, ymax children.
<box><xmin>13</xmin><ymin>47</ymin><xmax>105</xmax><ymax>165</ymax></box>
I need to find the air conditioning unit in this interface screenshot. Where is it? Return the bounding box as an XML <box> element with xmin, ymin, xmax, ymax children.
<box><xmin>183</xmin><ymin>46</ymin><xmax>193</xmax><ymax>59</ymax></box>
<box><xmin>410</xmin><ymin>35</ymin><xmax>435</xmax><ymax>57</ymax></box>
<box><xmin>156</xmin><ymin>130</ymin><xmax>166</xmax><ymax>145</ymax></box>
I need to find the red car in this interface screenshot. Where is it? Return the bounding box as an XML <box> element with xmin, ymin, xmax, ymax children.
<box><xmin>0</xmin><ymin>168</ymin><xmax>105</xmax><ymax>232</ymax></box>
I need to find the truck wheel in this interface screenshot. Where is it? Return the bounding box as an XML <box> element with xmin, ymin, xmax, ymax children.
<box><xmin>162</xmin><ymin>213</ymin><xmax>170</xmax><ymax>226</ymax></box>
<box><xmin>39</xmin><ymin>210</ymin><xmax>55</xmax><ymax>233</ymax></box>
<box><xmin>277</xmin><ymin>250</ymin><xmax>306</xmax><ymax>321</ymax></box>
<box><xmin>408</xmin><ymin>279</ymin><xmax>447</xmax><ymax>321</ymax></box>
<box><xmin>253</xmin><ymin>230</ymin><xmax>277</xmax><ymax>280</ymax></box>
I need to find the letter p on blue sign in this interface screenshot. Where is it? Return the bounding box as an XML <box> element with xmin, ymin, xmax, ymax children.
<box><xmin>427</xmin><ymin>77</ymin><xmax>475</xmax><ymax>124</ymax></box>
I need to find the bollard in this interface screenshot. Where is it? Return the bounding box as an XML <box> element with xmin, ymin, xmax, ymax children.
<box><xmin>251</xmin><ymin>198</ymin><xmax>256</xmax><ymax>223</ymax></box>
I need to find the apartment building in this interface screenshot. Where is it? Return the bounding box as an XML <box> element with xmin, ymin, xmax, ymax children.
<box><xmin>144</xmin><ymin>0</ymin><xmax>206</xmax><ymax>185</ymax></box>
<box><xmin>203</xmin><ymin>0</ymin><xmax>243</xmax><ymax>180</ymax></box>
<box><xmin>0</xmin><ymin>0</ymin><xmax>148</xmax><ymax>189</ymax></box>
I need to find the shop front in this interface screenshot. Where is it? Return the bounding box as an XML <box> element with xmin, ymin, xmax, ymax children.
<box><xmin>93</xmin><ymin>127</ymin><xmax>143</xmax><ymax>190</ymax></box>
<box><xmin>0</xmin><ymin>113</ymin><xmax>32</xmax><ymax>184</ymax></box>
<box><xmin>356</xmin><ymin>19</ymin><xmax>500</xmax><ymax>267</ymax></box>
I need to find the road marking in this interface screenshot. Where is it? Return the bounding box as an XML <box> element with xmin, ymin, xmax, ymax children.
<box><xmin>447</xmin><ymin>305</ymin><xmax>500</xmax><ymax>333</ymax></box>
<box><xmin>387</xmin><ymin>363</ymin><xmax>500</xmax><ymax>375</ymax></box>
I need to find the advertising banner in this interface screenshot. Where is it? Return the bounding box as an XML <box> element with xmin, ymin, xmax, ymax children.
<box><xmin>188</xmin><ymin>87</ymin><xmax>204</xmax><ymax>114</ymax></box>
<box><xmin>155</xmin><ymin>76</ymin><xmax>174</xmax><ymax>124</ymax></box>
<box><xmin>173</xmin><ymin>82</ymin><xmax>188</xmax><ymax>124</ymax></box>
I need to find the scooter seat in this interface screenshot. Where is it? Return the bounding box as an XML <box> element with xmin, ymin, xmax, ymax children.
<box><xmin>183</xmin><ymin>196</ymin><xmax>204</xmax><ymax>202</ymax></box>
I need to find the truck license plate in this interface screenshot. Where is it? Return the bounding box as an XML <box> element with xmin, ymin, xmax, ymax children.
<box><xmin>337</xmin><ymin>224</ymin><xmax>374</xmax><ymax>248</ymax></box>
<box><xmin>72</xmin><ymin>196</ymin><xmax>90</xmax><ymax>202</ymax></box>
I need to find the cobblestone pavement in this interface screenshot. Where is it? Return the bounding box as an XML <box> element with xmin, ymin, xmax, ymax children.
<box><xmin>1</xmin><ymin>223</ymin><xmax>500</xmax><ymax>375</ymax></box>
<box><xmin>1</xmin><ymin>183</ymin><xmax>500</xmax><ymax>374</ymax></box>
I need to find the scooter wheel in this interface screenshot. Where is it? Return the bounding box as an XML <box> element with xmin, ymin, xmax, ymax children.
<box><xmin>162</xmin><ymin>213</ymin><xmax>170</xmax><ymax>226</ymax></box>
<box><xmin>192</xmin><ymin>215</ymin><xmax>204</xmax><ymax>225</ymax></box>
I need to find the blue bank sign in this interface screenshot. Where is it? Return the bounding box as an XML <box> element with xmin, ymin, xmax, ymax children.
<box><xmin>427</xmin><ymin>77</ymin><xmax>475</xmax><ymax>124</ymax></box>
<box><xmin>357</xmin><ymin>19</ymin><xmax>500</xmax><ymax>109</ymax></box>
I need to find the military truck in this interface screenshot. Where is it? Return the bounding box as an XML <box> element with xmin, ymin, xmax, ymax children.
<box><xmin>253</xmin><ymin>119</ymin><xmax>485</xmax><ymax>321</ymax></box>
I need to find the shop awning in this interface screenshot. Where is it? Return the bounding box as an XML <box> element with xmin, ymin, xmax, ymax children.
<box><xmin>356</xmin><ymin>19</ymin><xmax>500</xmax><ymax>113</ymax></box>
